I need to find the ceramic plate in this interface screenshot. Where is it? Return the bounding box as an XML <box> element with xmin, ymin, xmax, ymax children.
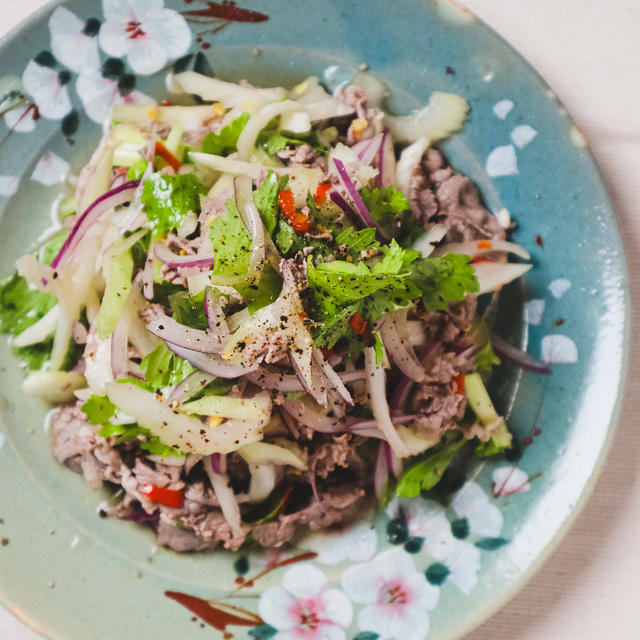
<box><xmin>0</xmin><ymin>1</ymin><xmax>629</xmax><ymax>639</ymax></box>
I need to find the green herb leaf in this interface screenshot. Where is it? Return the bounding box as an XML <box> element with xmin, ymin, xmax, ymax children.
<box><xmin>169</xmin><ymin>289</ymin><xmax>208</xmax><ymax>330</ymax></box>
<box><xmin>208</xmin><ymin>199</ymin><xmax>252</xmax><ymax>279</ymax></box>
<box><xmin>360</xmin><ymin>185</ymin><xmax>410</xmax><ymax>227</ymax></box>
<box><xmin>236</xmin><ymin>263</ymin><xmax>283</xmax><ymax>313</ymax></box>
<box><xmin>201</xmin><ymin>112</ymin><xmax>250</xmax><ymax>156</ymax></box>
<box><xmin>257</xmin><ymin>128</ymin><xmax>327</xmax><ymax>156</ymax></box>
<box><xmin>253</xmin><ymin>171</ymin><xmax>288</xmax><ymax>234</ymax></box>
<box><xmin>140</xmin><ymin>343</ymin><xmax>194</xmax><ymax>389</ymax></box>
<box><xmin>127</xmin><ymin>157</ymin><xmax>149</xmax><ymax>180</ymax></box>
<box><xmin>274</xmin><ymin>219</ymin><xmax>304</xmax><ymax>257</ymax></box>
<box><xmin>475</xmin><ymin>339</ymin><xmax>501</xmax><ymax>372</ymax></box>
<box><xmin>410</xmin><ymin>253</ymin><xmax>479</xmax><ymax>311</ymax></box>
<box><xmin>81</xmin><ymin>395</ymin><xmax>117</xmax><ymax>425</ymax></box>
<box><xmin>141</xmin><ymin>173</ymin><xmax>206</xmax><ymax>238</ymax></box>
<box><xmin>396</xmin><ymin>438</ymin><xmax>467</xmax><ymax>497</ymax></box>
<box><xmin>312</xmin><ymin>302</ymin><xmax>360</xmax><ymax>349</ymax></box>
<box><xmin>335</xmin><ymin>227</ymin><xmax>380</xmax><ymax>259</ymax></box>
<box><xmin>0</xmin><ymin>272</ymin><xmax>56</xmax><ymax>337</ymax></box>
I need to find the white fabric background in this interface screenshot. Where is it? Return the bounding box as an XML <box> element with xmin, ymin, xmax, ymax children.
<box><xmin>0</xmin><ymin>1</ymin><xmax>639</xmax><ymax>638</ymax></box>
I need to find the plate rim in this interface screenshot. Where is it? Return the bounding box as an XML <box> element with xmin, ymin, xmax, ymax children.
<box><xmin>0</xmin><ymin>1</ymin><xmax>631</xmax><ymax>638</ymax></box>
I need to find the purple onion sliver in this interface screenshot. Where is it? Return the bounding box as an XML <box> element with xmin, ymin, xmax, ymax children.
<box><xmin>118</xmin><ymin>511</ymin><xmax>160</xmax><ymax>523</ymax></box>
<box><xmin>142</xmin><ymin>241</ymin><xmax>155</xmax><ymax>301</ymax></box>
<box><xmin>154</xmin><ymin>242</ymin><xmax>215</xmax><ymax>269</ymax></box>
<box><xmin>332</xmin><ymin>157</ymin><xmax>386</xmax><ymax>240</ymax></box>
<box><xmin>52</xmin><ymin>180</ymin><xmax>139</xmax><ymax>270</ymax></box>
<box><xmin>168</xmin><ymin>370</ymin><xmax>217</xmax><ymax>404</ymax></box>
<box><xmin>165</xmin><ymin>341</ymin><xmax>259</xmax><ymax>378</ymax></box>
<box><xmin>211</xmin><ymin>452</ymin><xmax>227</xmax><ymax>475</ymax></box>
<box><xmin>374</xmin><ymin>441</ymin><xmax>389</xmax><ymax>500</ymax></box>
<box><xmin>348</xmin><ymin>414</ymin><xmax>418</xmax><ymax>431</ymax></box>
<box><xmin>491</xmin><ymin>333</ymin><xmax>551</xmax><ymax>374</ymax></box>
<box><xmin>329</xmin><ymin>191</ymin><xmax>361</xmax><ymax>227</ymax></box>
<box><xmin>110</xmin><ymin>316</ymin><xmax>130</xmax><ymax>379</ymax></box>
<box><xmin>376</xmin><ymin>128</ymin><xmax>388</xmax><ymax>189</ymax></box>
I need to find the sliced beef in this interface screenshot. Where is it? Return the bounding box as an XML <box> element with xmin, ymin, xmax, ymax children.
<box><xmin>411</xmin><ymin>148</ymin><xmax>506</xmax><ymax>242</ymax></box>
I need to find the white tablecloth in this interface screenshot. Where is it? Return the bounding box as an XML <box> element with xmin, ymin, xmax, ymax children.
<box><xmin>1</xmin><ymin>0</ymin><xmax>639</xmax><ymax>638</ymax></box>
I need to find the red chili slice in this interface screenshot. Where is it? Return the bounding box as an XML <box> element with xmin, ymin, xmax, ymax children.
<box><xmin>141</xmin><ymin>484</ymin><xmax>185</xmax><ymax>508</ymax></box>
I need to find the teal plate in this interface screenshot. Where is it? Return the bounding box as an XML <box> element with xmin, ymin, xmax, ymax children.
<box><xmin>0</xmin><ymin>1</ymin><xmax>629</xmax><ymax>639</ymax></box>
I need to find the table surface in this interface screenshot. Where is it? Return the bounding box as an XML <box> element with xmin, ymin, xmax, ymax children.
<box><xmin>1</xmin><ymin>0</ymin><xmax>639</xmax><ymax>638</ymax></box>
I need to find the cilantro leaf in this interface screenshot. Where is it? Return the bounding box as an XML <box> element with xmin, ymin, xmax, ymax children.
<box><xmin>274</xmin><ymin>219</ymin><xmax>304</xmax><ymax>257</ymax></box>
<box><xmin>335</xmin><ymin>227</ymin><xmax>380</xmax><ymax>259</ymax></box>
<box><xmin>169</xmin><ymin>289</ymin><xmax>208</xmax><ymax>330</ymax></box>
<box><xmin>312</xmin><ymin>302</ymin><xmax>360</xmax><ymax>349</ymax></box>
<box><xmin>13</xmin><ymin>339</ymin><xmax>54</xmax><ymax>371</ymax></box>
<box><xmin>254</xmin><ymin>171</ymin><xmax>288</xmax><ymax>234</ymax></box>
<box><xmin>396</xmin><ymin>438</ymin><xmax>466</xmax><ymax>497</ymax></box>
<box><xmin>81</xmin><ymin>395</ymin><xmax>117</xmax><ymax>425</ymax></box>
<box><xmin>81</xmin><ymin>394</ymin><xmax>184</xmax><ymax>458</ymax></box>
<box><xmin>360</xmin><ymin>185</ymin><xmax>410</xmax><ymax>226</ymax></box>
<box><xmin>257</xmin><ymin>127</ymin><xmax>327</xmax><ymax>156</ymax></box>
<box><xmin>201</xmin><ymin>112</ymin><xmax>250</xmax><ymax>156</ymax></box>
<box><xmin>236</xmin><ymin>263</ymin><xmax>283</xmax><ymax>313</ymax></box>
<box><xmin>307</xmin><ymin>256</ymin><xmax>409</xmax><ymax>305</ymax></box>
<box><xmin>140</xmin><ymin>343</ymin><xmax>194</xmax><ymax>389</ymax></box>
<box><xmin>410</xmin><ymin>253</ymin><xmax>479</xmax><ymax>311</ymax></box>
<box><xmin>98</xmin><ymin>421</ymin><xmax>184</xmax><ymax>458</ymax></box>
<box><xmin>0</xmin><ymin>271</ymin><xmax>56</xmax><ymax>336</ymax></box>
<box><xmin>359</xmin><ymin>185</ymin><xmax>423</xmax><ymax>246</ymax></box>
<box><xmin>475</xmin><ymin>339</ymin><xmax>501</xmax><ymax>372</ymax></box>
<box><xmin>141</xmin><ymin>173</ymin><xmax>206</xmax><ymax>238</ymax></box>
<box><xmin>208</xmin><ymin>199</ymin><xmax>252</xmax><ymax>279</ymax></box>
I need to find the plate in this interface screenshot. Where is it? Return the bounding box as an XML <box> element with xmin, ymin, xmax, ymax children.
<box><xmin>0</xmin><ymin>1</ymin><xmax>629</xmax><ymax>639</ymax></box>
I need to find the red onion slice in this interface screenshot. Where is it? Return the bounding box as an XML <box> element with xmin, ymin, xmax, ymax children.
<box><xmin>349</xmin><ymin>414</ymin><xmax>418</xmax><ymax>431</ymax></box>
<box><xmin>281</xmin><ymin>399</ymin><xmax>346</xmax><ymax>433</ymax></box>
<box><xmin>364</xmin><ymin>347</ymin><xmax>410</xmax><ymax>457</ymax></box>
<box><xmin>390</xmin><ymin>341</ymin><xmax>441</xmax><ymax>412</ymax></box>
<box><xmin>374</xmin><ymin>441</ymin><xmax>389</xmax><ymax>500</ymax></box>
<box><xmin>379</xmin><ymin>316</ymin><xmax>425</xmax><ymax>382</ymax></box>
<box><xmin>203</xmin><ymin>456</ymin><xmax>243</xmax><ymax>539</ymax></box>
<box><xmin>377</xmin><ymin>127</ymin><xmax>397</xmax><ymax>189</ymax></box>
<box><xmin>154</xmin><ymin>243</ymin><xmax>215</xmax><ymax>269</ymax></box>
<box><xmin>245</xmin><ymin>367</ymin><xmax>366</xmax><ymax>392</ymax></box>
<box><xmin>385</xmin><ymin>441</ymin><xmax>403</xmax><ymax>478</ymax></box>
<box><xmin>142</xmin><ymin>241</ymin><xmax>155</xmax><ymax>301</ymax></box>
<box><xmin>312</xmin><ymin>349</ymin><xmax>354</xmax><ymax>406</ymax></box>
<box><xmin>110</xmin><ymin>314</ymin><xmax>130</xmax><ymax>379</ymax></box>
<box><xmin>204</xmin><ymin>288</ymin><xmax>230</xmax><ymax>344</ymax></box>
<box><xmin>491</xmin><ymin>333</ymin><xmax>551</xmax><ymax>374</ymax></box>
<box><xmin>291</xmin><ymin>352</ymin><xmax>327</xmax><ymax>408</ymax></box>
<box><xmin>168</xmin><ymin>370</ymin><xmax>217</xmax><ymax>404</ymax></box>
<box><xmin>52</xmin><ymin>180</ymin><xmax>139</xmax><ymax>270</ymax></box>
<box><xmin>234</xmin><ymin>175</ymin><xmax>265</xmax><ymax>282</ymax></box>
<box><xmin>329</xmin><ymin>190</ymin><xmax>361</xmax><ymax>227</ymax></box>
<box><xmin>146</xmin><ymin>313</ymin><xmax>227</xmax><ymax>354</ymax></box>
<box><xmin>352</xmin><ymin>133</ymin><xmax>383</xmax><ymax>166</ymax></box>
<box><xmin>165</xmin><ymin>342</ymin><xmax>258</xmax><ymax>378</ymax></box>
<box><xmin>211</xmin><ymin>452</ymin><xmax>227</xmax><ymax>475</ymax></box>
<box><xmin>332</xmin><ymin>157</ymin><xmax>385</xmax><ymax>237</ymax></box>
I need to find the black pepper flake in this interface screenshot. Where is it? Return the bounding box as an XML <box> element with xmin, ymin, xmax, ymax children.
<box><xmin>445</xmin><ymin>65</ymin><xmax>455</xmax><ymax>75</ymax></box>
<box><xmin>98</xmin><ymin>509</ymin><xmax>107</xmax><ymax>518</ymax></box>
<box><xmin>1</xmin><ymin>538</ymin><xmax>8</xmax><ymax>546</ymax></box>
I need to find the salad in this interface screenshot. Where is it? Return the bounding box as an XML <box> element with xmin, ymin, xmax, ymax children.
<box><xmin>0</xmin><ymin>71</ymin><xmax>538</xmax><ymax>551</ymax></box>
